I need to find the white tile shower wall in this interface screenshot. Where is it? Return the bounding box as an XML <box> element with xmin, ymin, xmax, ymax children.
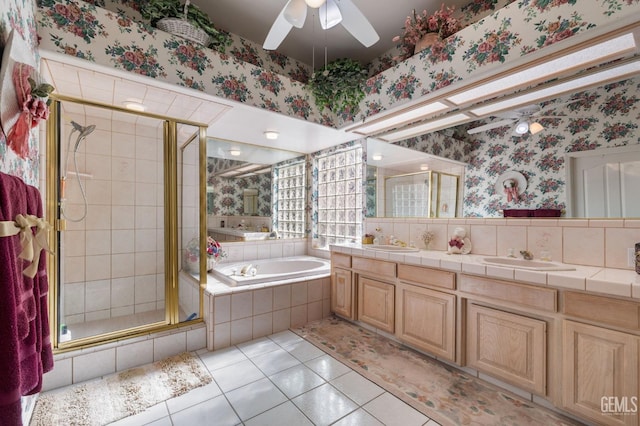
<box><xmin>364</xmin><ymin>217</ymin><xmax>640</xmax><ymax>270</ymax></box>
<box><xmin>41</xmin><ymin>323</ymin><xmax>207</xmax><ymax>392</ymax></box>
<box><xmin>206</xmin><ymin>277</ymin><xmax>331</xmax><ymax>351</ymax></box>
<box><xmin>61</xmin><ymin>116</ymin><xmax>165</xmax><ymax>324</ymax></box>
<box><xmin>216</xmin><ymin>238</ymin><xmax>309</xmax><ymax>264</ymax></box>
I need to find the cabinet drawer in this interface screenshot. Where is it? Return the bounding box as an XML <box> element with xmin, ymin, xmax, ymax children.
<box><xmin>459</xmin><ymin>275</ymin><xmax>557</xmax><ymax>312</ymax></box>
<box><xmin>332</xmin><ymin>253</ymin><xmax>351</xmax><ymax>268</ymax></box>
<box><xmin>352</xmin><ymin>256</ymin><xmax>396</xmax><ymax>279</ymax></box>
<box><xmin>563</xmin><ymin>291</ymin><xmax>640</xmax><ymax>331</ymax></box>
<box><xmin>398</xmin><ymin>264</ymin><xmax>455</xmax><ymax>290</ymax></box>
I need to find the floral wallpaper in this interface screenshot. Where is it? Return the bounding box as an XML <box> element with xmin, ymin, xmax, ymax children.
<box><xmin>368</xmin><ymin>0</ymin><xmax>514</xmax><ymax>75</ymax></box>
<box><xmin>0</xmin><ymin>0</ymin><xmax>40</xmax><ymax>186</ymax></box>
<box><xmin>206</xmin><ymin>157</ymin><xmax>271</xmax><ymax>217</ymax></box>
<box><xmin>461</xmin><ymin>77</ymin><xmax>640</xmax><ymax>217</ymax></box>
<box><xmin>35</xmin><ymin>0</ymin><xmax>639</xmax><ymax>131</ymax></box>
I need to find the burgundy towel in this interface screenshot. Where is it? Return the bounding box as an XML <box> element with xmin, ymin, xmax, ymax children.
<box><xmin>0</xmin><ymin>173</ymin><xmax>49</xmax><ymax>425</ymax></box>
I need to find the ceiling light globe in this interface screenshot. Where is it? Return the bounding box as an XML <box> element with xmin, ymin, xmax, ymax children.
<box><xmin>529</xmin><ymin>122</ymin><xmax>544</xmax><ymax>134</ymax></box>
<box><xmin>515</xmin><ymin>121</ymin><xmax>529</xmax><ymax>134</ymax></box>
<box><xmin>304</xmin><ymin>0</ymin><xmax>326</xmax><ymax>8</ymax></box>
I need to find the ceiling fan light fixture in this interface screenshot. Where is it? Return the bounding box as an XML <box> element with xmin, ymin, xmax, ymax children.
<box><xmin>515</xmin><ymin>121</ymin><xmax>529</xmax><ymax>134</ymax></box>
<box><xmin>304</xmin><ymin>0</ymin><xmax>326</xmax><ymax>8</ymax></box>
<box><xmin>529</xmin><ymin>122</ymin><xmax>544</xmax><ymax>134</ymax></box>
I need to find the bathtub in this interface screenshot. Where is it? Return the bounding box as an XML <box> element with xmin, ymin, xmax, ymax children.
<box><xmin>212</xmin><ymin>256</ymin><xmax>330</xmax><ymax>286</ymax></box>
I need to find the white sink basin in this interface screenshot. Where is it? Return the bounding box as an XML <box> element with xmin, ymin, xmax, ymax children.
<box><xmin>482</xmin><ymin>257</ymin><xmax>575</xmax><ymax>271</ymax></box>
<box><xmin>363</xmin><ymin>245</ymin><xmax>420</xmax><ymax>253</ymax></box>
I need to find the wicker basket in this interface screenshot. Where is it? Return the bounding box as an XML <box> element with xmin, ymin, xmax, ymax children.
<box><xmin>156</xmin><ymin>0</ymin><xmax>210</xmax><ymax>46</ymax></box>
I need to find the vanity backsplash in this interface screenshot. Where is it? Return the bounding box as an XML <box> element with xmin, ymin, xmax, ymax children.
<box><xmin>364</xmin><ymin>217</ymin><xmax>640</xmax><ymax>271</ymax></box>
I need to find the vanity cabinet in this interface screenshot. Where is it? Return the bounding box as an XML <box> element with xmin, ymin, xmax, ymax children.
<box><xmin>357</xmin><ymin>276</ymin><xmax>395</xmax><ymax>333</ymax></box>
<box><xmin>330</xmin><ymin>253</ymin><xmax>355</xmax><ymax>319</ymax></box>
<box><xmin>562</xmin><ymin>320</ymin><xmax>638</xmax><ymax>426</ymax></box>
<box><xmin>396</xmin><ymin>283</ymin><xmax>456</xmax><ymax>361</ymax></box>
<box><xmin>466</xmin><ymin>304</ymin><xmax>547</xmax><ymax>395</ymax></box>
<box><xmin>561</xmin><ymin>292</ymin><xmax>640</xmax><ymax>425</ymax></box>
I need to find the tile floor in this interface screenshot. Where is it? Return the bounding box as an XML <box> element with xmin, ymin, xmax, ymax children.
<box><xmin>110</xmin><ymin>330</ymin><xmax>440</xmax><ymax>426</ymax></box>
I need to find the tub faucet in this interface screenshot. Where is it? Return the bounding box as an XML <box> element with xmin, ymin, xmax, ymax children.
<box><xmin>520</xmin><ymin>250</ymin><xmax>533</xmax><ymax>260</ymax></box>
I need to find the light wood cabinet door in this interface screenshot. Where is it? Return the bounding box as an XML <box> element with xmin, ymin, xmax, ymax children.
<box><xmin>396</xmin><ymin>283</ymin><xmax>456</xmax><ymax>361</ymax></box>
<box><xmin>466</xmin><ymin>304</ymin><xmax>547</xmax><ymax>395</ymax></box>
<box><xmin>562</xmin><ymin>320</ymin><xmax>639</xmax><ymax>426</ymax></box>
<box><xmin>358</xmin><ymin>276</ymin><xmax>394</xmax><ymax>333</ymax></box>
<box><xmin>331</xmin><ymin>267</ymin><xmax>355</xmax><ymax>320</ymax></box>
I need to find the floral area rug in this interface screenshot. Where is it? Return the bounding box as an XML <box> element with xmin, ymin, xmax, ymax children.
<box><xmin>294</xmin><ymin>317</ymin><xmax>582</xmax><ymax>426</ymax></box>
<box><xmin>30</xmin><ymin>352</ymin><xmax>212</xmax><ymax>426</ymax></box>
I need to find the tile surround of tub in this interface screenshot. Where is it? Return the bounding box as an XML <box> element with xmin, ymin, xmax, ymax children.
<box><xmin>365</xmin><ymin>217</ymin><xmax>640</xmax><ymax>270</ymax></box>
<box><xmin>207</xmin><ymin>277</ymin><xmax>331</xmax><ymax>351</ymax></box>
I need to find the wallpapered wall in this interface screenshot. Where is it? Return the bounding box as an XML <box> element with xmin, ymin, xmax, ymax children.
<box><xmin>461</xmin><ymin>77</ymin><xmax>640</xmax><ymax>217</ymax></box>
<box><xmin>36</xmin><ymin>0</ymin><xmax>638</xmax><ymax>129</ymax></box>
<box><xmin>0</xmin><ymin>0</ymin><xmax>40</xmax><ymax>185</ymax></box>
<box><xmin>206</xmin><ymin>157</ymin><xmax>271</xmax><ymax>217</ymax></box>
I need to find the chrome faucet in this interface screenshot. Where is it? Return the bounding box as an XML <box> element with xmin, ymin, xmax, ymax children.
<box><xmin>520</xmin><ymin>250</ymin><xmax>533</xmax><ymax>260</ymax></box>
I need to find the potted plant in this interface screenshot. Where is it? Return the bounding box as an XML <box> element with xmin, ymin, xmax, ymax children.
<box><xmin>140</xmin><ymin>0</ymin><xmax>231</xmax><ymax>52</ymax></box>
<box><xmin>308</xmin><ymin>58</ymin><xmax>368</xmax><ymax>113</ymax></box>
<box><xmin>393</xmin><ymin>4</ymin><xmax>460</xmax><ymax>59</ymax></box>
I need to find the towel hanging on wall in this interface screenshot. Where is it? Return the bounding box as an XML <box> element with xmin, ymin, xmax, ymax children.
<box><xmin>0</xmin><ymin>172</ymin><xmax>53</xmax><ymax>425</ymax></box>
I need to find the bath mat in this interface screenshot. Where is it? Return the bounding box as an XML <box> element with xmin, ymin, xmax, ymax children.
<box><xmin>30</xmin><ymin>352</ymin><xmax>212</xmax><ymax>426</ymax></box>
<box><xmin>293</xmin><ymin>317</ymin><xmax>582</xmax><ymax>426</ymax></box>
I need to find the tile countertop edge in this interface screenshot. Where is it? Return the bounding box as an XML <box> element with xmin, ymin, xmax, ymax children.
<box><xmin>330</xmin><ymin>244</ymin><xmax>639</xmax><ymax>299</ymax></box>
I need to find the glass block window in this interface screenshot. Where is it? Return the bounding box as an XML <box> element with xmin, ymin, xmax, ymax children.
<box><xmin>315</xmin><ymin>146</ymin><xmax>363</xmax><ymax>248</ymax></box>
<box><xmin>274</xmin><ymin>161</ymin><xmax>306</xmax><ymax>239</ymax></box>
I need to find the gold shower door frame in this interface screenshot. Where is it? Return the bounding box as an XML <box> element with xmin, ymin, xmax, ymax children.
<box><xmin>45</xmin><ymin>95</ymin><xmax>208</xmax><ymax>352</ymax></box>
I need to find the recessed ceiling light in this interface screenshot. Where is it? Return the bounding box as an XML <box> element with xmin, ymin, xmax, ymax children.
<box><xmin>229</xmin><ymin>148</ymin><xmax>241</xmax><ymax>156</ymax></box>
<box><xmin>371</xmin><ymin>154</ymin><xmax>383</xmax><ymax>161</ymax></box>
<box><xmin>123</xmin><ymin>99</ymin><xmax>146</xmax><ymax>112</ymax></box>
<box><xmin>420</xmin><ymin>164</ymin><xmax>429</xmax><ymax>171</ymax></box>
<box><xmin>264</xmin><ymin>131</ymin><xmax>279</xmax><ymax>140</ymax></box>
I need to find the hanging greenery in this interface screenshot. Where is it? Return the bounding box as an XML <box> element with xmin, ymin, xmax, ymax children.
<box><xmin>308</xmin><ymin>58</ymin><xmax>368</xmax><ymax>113</ymax></box>
<box><xmin>140</xmin><ymin>0</ymin><xmax>231</xmax><ymax>52</ymax></box>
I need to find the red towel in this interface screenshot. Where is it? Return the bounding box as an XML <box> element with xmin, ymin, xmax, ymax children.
<box><xmin>0</xmin><ymin>173</ymin><xmax>53</xmax><ymax>425</ymax></box>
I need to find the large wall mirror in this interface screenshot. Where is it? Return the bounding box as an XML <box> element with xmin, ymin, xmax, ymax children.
<box><xmin>366</xmin><ymin>138</ymin><xmax>466</xmax><ymax>218</ymax></box>
<box><xmin>206</xmin><ymin>137</ymin><xmax>305</xmax><ymax>241</ymax></box>
<box><xmin>378</xmin><ymin>73</ymin><xmax>640</xmax><ymax>219</ymax></box>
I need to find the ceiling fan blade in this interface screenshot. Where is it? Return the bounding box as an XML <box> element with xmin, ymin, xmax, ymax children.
<box><xmin>283</xmin><ymin>0</ymin><xmax>307</xmax><ymax>28</ymax></box>
<box><xmin>335</xmin><ymin>0</ymin><xmax>379</xmax><ymax>47</ymax></box>
<box><xmin>263</xmin><ymin>6</ymin><xmax>295</xmax><ymax>50</ymax></box>
<box><xmin>467</xmin><ymin>119</ymin><xmax>515</xmax><ymax>135</ymax></box>
<box><xmin>319</xmin><ymin>0</ymin><xmax>342</xmax><ymax>29</ymax></box>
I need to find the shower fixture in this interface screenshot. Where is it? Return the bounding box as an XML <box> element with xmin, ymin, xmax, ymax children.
<box><xmin>61</xmin><ymin>120</ymin><xmax>96</xmax><ymax>222</ymax></box>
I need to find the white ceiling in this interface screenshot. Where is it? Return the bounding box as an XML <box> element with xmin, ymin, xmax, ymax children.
<box><xmin>196</xmin><ymin>0</ymin><xmax>470</xmax><ymax>66</ymax></box>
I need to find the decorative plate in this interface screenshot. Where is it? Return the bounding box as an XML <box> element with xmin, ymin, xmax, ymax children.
<box><xmin>494</xmin><ymin>171</ymin><xmax>527</xmax><ymax>195</ymax></box>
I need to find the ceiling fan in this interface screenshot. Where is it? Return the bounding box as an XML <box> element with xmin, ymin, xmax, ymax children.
<box><xmin>466</xmin><ymin>103</ymin><xmax>577</xmax><ymax>136</ymax></box>
<box><xmin>263</xmin><ymin>0</ymin><xmax>379</xmax><ymax>50</ymax></box>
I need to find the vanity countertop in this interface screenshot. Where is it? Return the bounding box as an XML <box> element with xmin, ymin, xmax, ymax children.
<box><xmin>330</xmin><ymin>244</ymin><xmax>640</xmax><ymax>300</ymax></box>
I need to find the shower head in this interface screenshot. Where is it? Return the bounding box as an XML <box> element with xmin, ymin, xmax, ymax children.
<box><xmin>70</xmin><ymin>120</ymin><xmax>96</xmax><ymax>151</ymax></box>
<box><xmin>70</xmin><ymin>120</ymin><xmax>96</xmax><ymax>139</ymax></box>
